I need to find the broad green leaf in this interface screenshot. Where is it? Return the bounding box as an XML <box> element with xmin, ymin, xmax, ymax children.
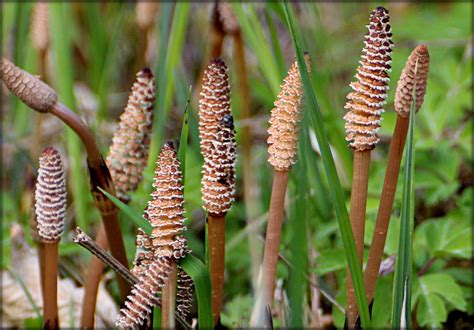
<box><xmin>418</xmin><ymin>274</ymin><xmax>467</xmax><ymax>312</ymax></box>
<box><xmin>417</xmin><ymin>292</ymin><xmax>447</xmax><ymax>328</ymax></box>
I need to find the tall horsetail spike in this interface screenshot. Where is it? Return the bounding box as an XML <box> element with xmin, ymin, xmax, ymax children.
<box><xmin>35</xmin><ymin>147</ymin><xmax>67</xmax><ymax>243</ymax></box>
<box><xmin>395</xmin><ymin>45</ymin><xmax>430</xmax><ymax>118</ymax></box>
<box><xmin>343</xmin><ymin>7</ymin><xmax>394</xmax><ymax>151</ymax></box>
<box><xmin>199</xmin><ymin>59</ymin><xmax>237</xmax><ymax>215</ymax></box>
<box><xmin>126</xmin><ymin>142</ymin><xmax>193</xmax><ymax>327</ymax></box>
<box><xmin>106</xmin><ymin>68</ymin><xmax>155</xmax><ymax>203</ymax></box>
<box><xmin>1</xmin><ymin>58</ymin><xmax>58</xmax><ymax>113</ymax></box>
<box><xmin>267</xmin><ymin>53</ymin><xmax>311</xmax><ymax>171</ymax></box>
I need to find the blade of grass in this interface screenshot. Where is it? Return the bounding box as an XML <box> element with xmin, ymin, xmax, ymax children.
<box><xmin>98</xmin><ymin>187</ymin><xmax>152</xmax><ymax>234</ymax></box>
<box><xmin>180</xmin><ymin>254</ymin><xmax>214</xmax><ymax>329</ymax></box>
<box><xmin>49</xmin><ymin>3</ymin><xmax>91</xmax><ymax>230</ymax></box>
<box><xmin>287</xmin><ymin>143</ymin><xmax>309</xmax><ymax>327</ymax></box>
<box><xmin>147</xmin><ymin>2</ymin><xmax>190</xmax><ymax>175</ymax></box>
<box><xmin>391</xmin><ymin>69</ymin><xmax>417</xmax><ymax>329</ymax></box>
<box><xmin>230</xmin><ymin>3</ymin><xmax>282</xmax><ymax>95</ymax></box>
<box><xmin>8</xmin><ymin>268</ymin><xmax>42</xmax><ymax>319</ymax></box>
<box><xmin>282</xmin><ymin>2</ymin><xmax>371</xmax><ymax>327</ymax></box>
<box><xmin>178</xmin><ymin>85</ymin><xmax>192</xmax><ymax>179</ymax></box>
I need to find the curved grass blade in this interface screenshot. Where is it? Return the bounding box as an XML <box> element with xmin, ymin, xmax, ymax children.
<box><xmin>281</xmin><ymin>2</ymin><xmax>371</xmax><ymax>327</ymax></box>
<box><xmin>98</xmin><ymin>187</ymin><xmax>152</xmax><ymax>235</ymax></box>
<box><xmin>178</xmin><ymin>85</ymin><xmax>192</xmax><ymax>180</ymax></box>
<box><xmin>180</xmin><ymin>254</ymin><xmax>214</xmax><ymax>328</ymax></box>
<box><xmin>391</xmin><ymin>63</ymin><xmax>418</xmax><ymax>329</ymax></box>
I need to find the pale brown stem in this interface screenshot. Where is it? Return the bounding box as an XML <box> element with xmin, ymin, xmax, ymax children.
<box><xmin>43</xmin><ymin>242</ymin><xmax>59</xmax><ymax>330</ymax></box>
<box><xmin>364</xmin><ymin>116</ymin><xmax>409</xmax><ymax>302</ymax></box>
<box><xmin>161</xmin><ymin>262</ymin><xmax>177</xmax><ymax>329</ymax></box>
<box><xmin>80</xmin><ymin>226</ymin><xmax>108</xmax><ymax>329</ymax></box>
<box><xmin>346</xmin><ymin>150</ymin><xmax>371</xmax><ymax>328</ymax></box>
<box><xmin>39</xmin><ymin>243</ymin><xmax>46</xmax><ymax>301</ymax></box>
<box><xmin>260</xmin><ymin>170</ymin><xmax>289</xmax><ymax>306</ymax></box>
<box><xmin>51</xmin><ymin>102</ymin><xmax>130</xmax><ymax>300</ymax></box>
<box><xmin>208</xmin><ymin>213</ymin><xmax>226</xmax><ymax>325</ymax></box>
<box><xmin>233</xmin><ymin>30</ymin><xmax>261</xmax><ymax>287</ymax></box>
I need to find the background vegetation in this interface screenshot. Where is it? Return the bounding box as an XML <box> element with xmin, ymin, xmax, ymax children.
<box><xmin>2</xmin><ymin>2</ymin><xmax>472</xmax><ymax>328</ymax></box>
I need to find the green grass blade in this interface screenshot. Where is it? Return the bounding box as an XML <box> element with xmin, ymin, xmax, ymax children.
<box><xmin>391</xmin><ymin>65</ymin><xmax>418</xmax><ymax>329</ymax></box>
<box><xmin>287</xmin><ymin>144</ymin><xmax>309</xmax><ymax>327</ymax></box>
<box><xmin>178</xmin><ymin>86</ymin><xmax>192</xmax><ymax>180</ymax></box>
<box><xmin>147</xmin><ymin>3</ymin><xmax>190</xmax><ymax>174</ymax></box>
<box><xmin>49</xmin><ymin>3</ymin><xmax>92</xmax><ymax>230</ymax></box>
<box><xmin>231</xmin><ymin>3</ymin><xmax>282</xmax><ymax>95</ymax></box>
<box><xmin>282</xmin><ymin>2</ymin><xmax>371</xmax><ymax>327</ymax></box>
<box><xmin>180</xmin><ymin>254</ymin><xmax>214</xmax><ymax>328</ymax></box>
<box><xmin>8</xmin><ymin>268</ymin><xmax>42</xmax><ymax>319</ymax></box>
<box><xmin>98</xmin><ymin>187</ymin><xmax>152</xmax><ymax>235</ymax></box>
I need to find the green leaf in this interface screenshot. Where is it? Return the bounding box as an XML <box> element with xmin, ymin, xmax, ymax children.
<box><xmin>418</xmin><ymin>274</ymin><xmax>467</xmax><ymax>312</ymax></box>
<box><xmin>391</xmin><ymin>59</ymin><xmax>417</xmax><ymax>329</ymax></box>
<box><xmin>281</xmin><ymin>2</ymin><xmax>370</xmax><ymax>327</ymax></box>
<box><xmin>221</xmin><ymin>294</ymin><xmax>253</xmax><ymax>328</ymax></box>
<box><xmin>287</xmin><ymin>146</ymin><xmax>309</xmax><ymax>327</ymax></box>
<box><xmin>314</xmin><ymin>248</ymin><xmax>347</xmax><ymax>276</ymax></box>
<box><xmin>98</xmin><ymin>187</ymin><xmax>152</xmax><ymax>235</ymax></box>
<box><xmin>178</xmin><ymin>86</ymin><xmax>192</xmax><ymax>180</ymax></box>
<box><xmin>180</xmin><ymin>254</ymin><xmax>214</xmax><ymax>328</ymax></box>
<box><xmin>417</xmin><ymin>292</ymin><xmax>447</xmax><ymax>328</ymax></box>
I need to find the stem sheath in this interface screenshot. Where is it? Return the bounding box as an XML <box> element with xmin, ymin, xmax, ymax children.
<box><xmin>208</xmin><ymin>213</ymin><xmax>226</xmax><ymax>325</ymax></box>
<box><xmin>80</xmin><ymin>226</ymin><xmax>108</xmax><ymax>329</ymax></box>
<box><xmin>161</xmin><ymin>262</ymin><xmax>177</xmax><ymax>328</ymax></box>
<box><xmin>260</xmin><ymin>170</ymin><xmax>289</xmax><ymax>306</ymax></box>
<box><xmin>346</xmin><ymin>150</ymin><xmax>371</xmax><ymax>327</ymax></box>
<box><xmin>43</xmin><ymin>242</ymin><xmax>59</xmax><ymax>329</ymax></box>
<box><xmin>364</xmin><ymin>116</ymin><xmax>409</xmax><ymax>302</ymax></box>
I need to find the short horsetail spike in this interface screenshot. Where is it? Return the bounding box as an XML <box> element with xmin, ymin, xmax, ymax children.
<box><xmin>216</xmin><ymin>2</ymin><xmax>240</xmax><ymax>35</ymax></box>
<box><xmin>343</xmin><ymin>7</ymin><xmax>394</xmax><ymax>151</ymax></box>
<box><xmin>116</xmin><ymin>257</ymin><xmax>172</xmax><ymax>329</ymax></box>
<box><xmin>35</xmin><ymin>147</ymin><xmax>66</xmax><ymax>243</ymax></box>
<box><xmin>267</xmin><ymin>54</ymin><xmax>311</xmax><ymax>171</ymax></box>
<box><xmin>1</xmin><ymin>58</ymin><xmax>57</xmax><ymax>113</ymax></box>
<box><xmin>30</xmin><ymin>3</ymin><xmax>49</xmax><ymax>52</ymax></box>
<box><xmin>136</xmin><ymin>2</ymin><xmax>159</xmax><ymax>31</ymax></box>
<box><xmin>395</xmin><ymin>44</ymin><xmax>430</xmax><ymax>117</ymax></box>
<box><xmin>106</xmin><ymin>68</ymin><xmax>155</xmax><ymax>203</ymax></box>
<box><xmin>199</xmin><ymin>59</ymin><xmax>236</xmax><ymax>215</ymax></box>
<box><xmin>176</xmin><ymin>268</ymin><xmax>194</xmax><ymax>317</ymax></box>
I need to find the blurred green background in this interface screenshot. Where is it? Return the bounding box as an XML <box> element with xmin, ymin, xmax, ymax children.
<box><xmin>2</xmin><ymin>2</ymin><xmax>472</xmax><ymax>328</ymax></box>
